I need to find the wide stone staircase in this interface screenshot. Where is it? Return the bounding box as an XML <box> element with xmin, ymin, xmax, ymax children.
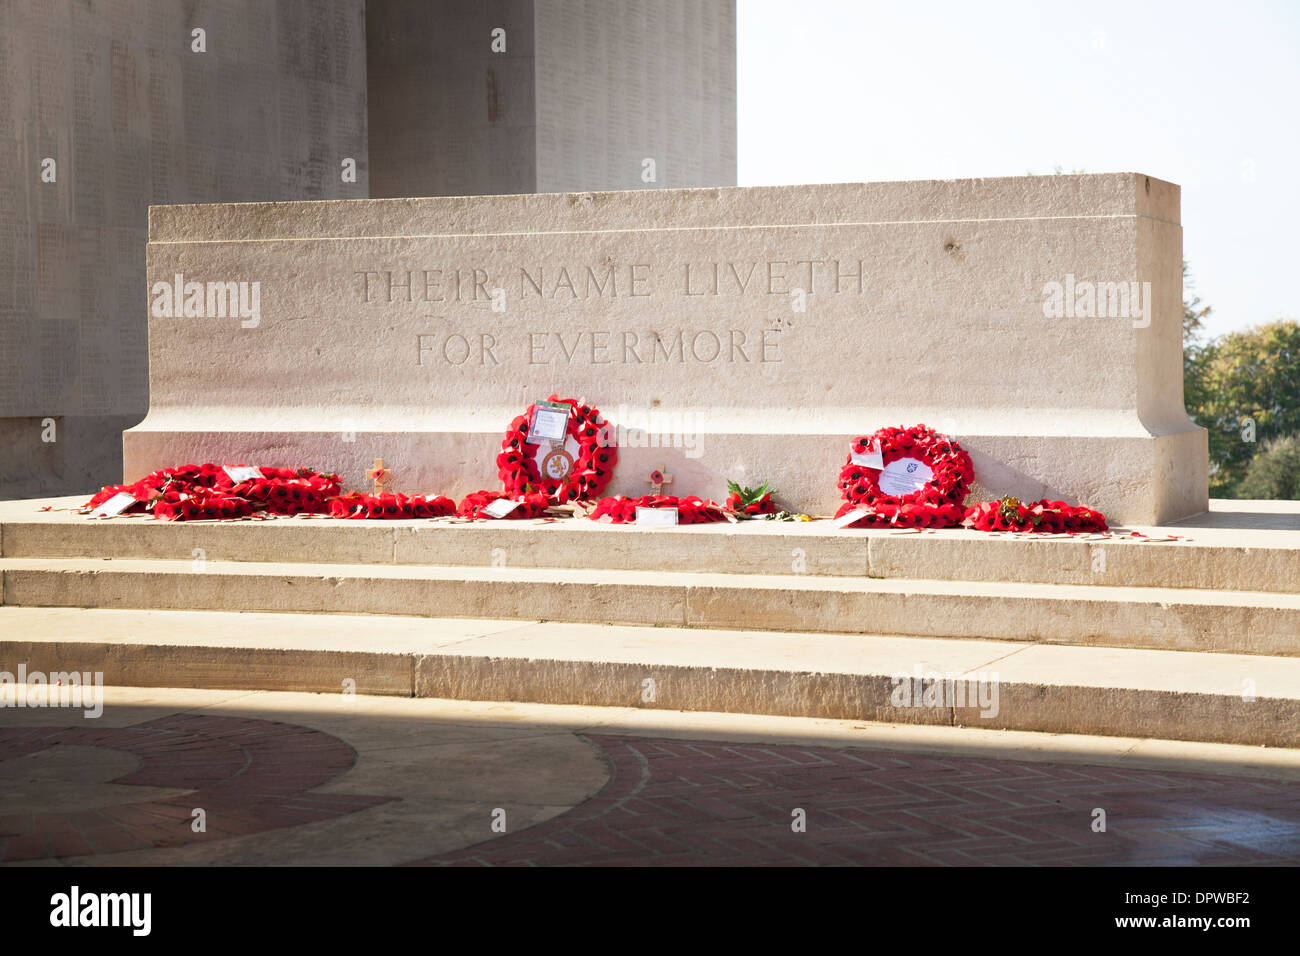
<box><xmin>2</xmin><ymin>497</ymin><xmax>1298</xmax><ymax>746</ymax></box>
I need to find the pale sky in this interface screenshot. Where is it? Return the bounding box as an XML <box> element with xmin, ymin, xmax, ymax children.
<box><xmin>737</xmin><ymin>0</ymin><xmax>1299</xmax><ymax>340</ymax></box>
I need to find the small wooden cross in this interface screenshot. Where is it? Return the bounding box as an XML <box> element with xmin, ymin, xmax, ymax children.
<box><xmin>645</xmin><ymin>466</ymin><xmax>673</xmax><ymax>494</ymax></box>
<box><xmin>367</xmin><ymin>458</ymin><xmax>394</xmax><ymax>495</ymax></box>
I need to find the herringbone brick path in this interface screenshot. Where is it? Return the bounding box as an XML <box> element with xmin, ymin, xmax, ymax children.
<box><xmin>412</xmin><ymin>735</ymin><xmax>1300</xmax><ymax>866</ymax></box>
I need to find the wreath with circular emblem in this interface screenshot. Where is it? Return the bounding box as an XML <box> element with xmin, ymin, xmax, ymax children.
<box><xmin>837</xmin><ymin>424</ymin><xmax>974</xmax><ymax>524</ymax></box>
<box><xmin>497</xmin><ymin>396</ymin><xmax>617</xmax><ymax>503</ymax></box>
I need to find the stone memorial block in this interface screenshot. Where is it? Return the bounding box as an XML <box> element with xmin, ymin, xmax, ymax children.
<box><xmin>126</xmin><ymin>173</ymin><xmax>1207</xmax><ymax>523</ymax></box>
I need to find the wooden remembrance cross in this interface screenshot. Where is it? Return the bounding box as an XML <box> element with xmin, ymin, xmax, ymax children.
<box><xmin>366</xmin><ymin>458</ymin><xmax>393</xmax><ymax>495</ymax></box>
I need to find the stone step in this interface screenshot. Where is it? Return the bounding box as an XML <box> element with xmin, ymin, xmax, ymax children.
<box><xmin>2</xmin><ymin>556</ymin><xmax>1297</xmax><ymax>655</ymax></box>
<box><xmin>2</xmin><ymin>606</ymin><xmax>1297</xmax><ymax>748</ymax></box>
<box><xmin>4</xmin><ymin>496</ymin><xmax>1300</xmax><ymax>593</ymax></box>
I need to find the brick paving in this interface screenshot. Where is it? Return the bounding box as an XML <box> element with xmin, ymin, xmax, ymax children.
<box><xmin>5</xmin><ymin>712</ymin><xmax>1299</xmax><ymax>866</ymax></box>
<box><xmin>412</xmin><ymin>735</ymin><xmax>1300</xmax><ymax>866</ymax></box>
<box><xmin>0</xmin><ymin>715</ymin><xmax>392</xmax><ymax>863</ymax></box>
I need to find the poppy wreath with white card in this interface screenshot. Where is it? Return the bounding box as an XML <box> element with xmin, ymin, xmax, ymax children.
<box><xmin>589</xmin><ymin>494</ymin><xmax>727</xmax><ymax>525</ymax></box>
<box><xmin>81</xmin><ymin>463</ymin><xmax>342</xmax><ymax>520</ymax></box>
<box><xmin>837</xmin><ymin>424</ymin><xmax>974</xmax><ymax>517</ymax></box>
<box><xmin>457</xmin><ymin>490</ymin><xmax>550</xmax><ymax>520</ymax></box>
<box><xmin>497</xmin><ymin>395</ymin><xmax>617</xmax><ymax>503</ymax></box>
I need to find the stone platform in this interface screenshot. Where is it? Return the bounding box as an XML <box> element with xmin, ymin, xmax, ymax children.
<box><xmin>1</xmin><ymin>497</ymin><xmax>1297</xmax><ymax>747</ymax></box>
<box><xmin>126</xmin><ymin>174</ymin><xmax>1207</xmax><ymax>524</ymax></box>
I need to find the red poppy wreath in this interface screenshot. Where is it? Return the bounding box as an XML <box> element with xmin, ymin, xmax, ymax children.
<box><xmin>497</xmin><ymin>396</ymin><xmax>617</xmax><ymax>503</ymax></box>
<box><xmin>836</xmin><ymin>424</ymin><xmax>974</xmax><ymax>528</ymax></box>
<box><xmin>328</xmin><ymin>492</ymin><xmax>457</xmax><ymax>520</ymax></box>
<box><xmin>962</xmin><ymin>496</ymin><xmax>1108</xmax><ymax>534</ymax></box>
<box><xmin>589</xmin><ymin>494</ymin><xmax>727</xmax><ymax>525</ymax></box>
<box><xmin>82</xmin><ymin>463</ymin><xmax>343</xmax><ymax>521</ymax></box>
<box><xmin>833</xmin><ymin>500</ymin><xmax>967</xmax><ymax>529</ymax></box>
<box><xmin>457</xmin><ymin>490</ymin><xmax>551</xmax><ymax>520</ymax></box>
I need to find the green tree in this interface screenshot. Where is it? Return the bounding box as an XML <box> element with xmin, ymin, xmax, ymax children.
<box><xmin>1182</xmin><ymin>261</ymin><xmax>1211</xmax><ymax>347</ymax></box>
<box><xmin>1186</xmin><ymin>320</ymin><xmax>1300</xmax><ymax>496</ymax></box>
<box><xmin>1237</xmin><ymin>433</ymin><xmax>1300</xmax><ymax>499</ymax></box>
<box><xmin>1182</xmin><ymin>262</ymin><xmax>1214</xmax><ymax>433</ymax></box>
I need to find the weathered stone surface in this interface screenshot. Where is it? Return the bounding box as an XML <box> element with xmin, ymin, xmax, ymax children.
<box><xmin>367</xmin><ymin>0</ymin><xmax>539</xmax><ymax>197</ymax></box>
<box><xmin>127</xmin><ymin>173</ymin><xmax>1205</xmax><ymax>522</ymax></box>
<box><xmin>366</xmin><ymin>0</ymin><xmax>737</xmax><ymax>198</ymax></box>
<box><xmin>5</xmin><ymin>495</ymin><xmax>1300</xmax><ymax>593</ymax></box>
<box><xmin>4</xmin><ymin>554</ymin><xmax>1298</xmax><ymax>655</ymax></box>
<box><xmin>0</xmin><ymin>0</ymin><xmax>369</xmax><ymax>498</ymax></box>
<box><xmin>533</xmin><ymin>0</ymin><xmax>737</xmax><ymax>192</ymax></box>
<box><xmin>6</xmin><ymin>609</ymin><xmax>1300</xmax><ymax>747</ymax></box>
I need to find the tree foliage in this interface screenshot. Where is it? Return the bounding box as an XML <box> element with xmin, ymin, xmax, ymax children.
<box><xmin>1237</xmin><ymin>433</ymin><xmax>1300</xmax><ymax>500</ymax></box>
<box><xmin>1184</xmin><ymin>316</ymin><xmax>1300</xmax><ymax>496</ymax></box>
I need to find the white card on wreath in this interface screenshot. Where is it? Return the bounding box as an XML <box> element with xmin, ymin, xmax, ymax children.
<box><xmin>223</xmin><ymin>465</ymin><xmax>263</xmax><ymax>482</ymax></box>
<box><xmin>480</xmin><ymin>496</ymin><xmax>520</xmax><ymax>520</ymax></box>
<box><xmin>527</xmin><ymin>405</ymin><xmax>570</xmax><ymax>444</ymax></box>
<box><xmin>833</xmin><ymin>507</ymin><xmax>869</xmax><ymax>529</ymax></box>
<box><xmin>482</xmin><ymin>497</ymin><xmax>523</xmax><ymax>519</ymax></box>
<box><xmin>636</xmin><ymin>506</ymin><xmax>679</xmax><ymax>527</ymax></box>
<box><xmin>877</xmin><ymin>457</ymin><xmax>933</xmax><ymax>496</ymax></box>
<box><xmin>90</xmin><ymin>492</ymin><xmax>138</xmax><ymax>518</ymax></box>
<box><xmin>850</xmin><ymin>443</ymin><xmax>884</xmax><ymax>469</ymax></box>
